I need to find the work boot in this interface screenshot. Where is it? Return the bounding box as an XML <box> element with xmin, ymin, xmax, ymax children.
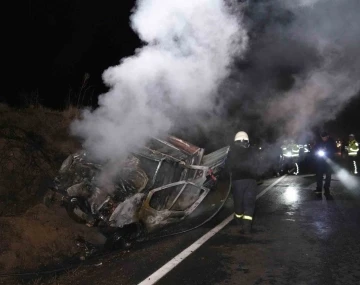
<box><xmin>324</xmin><ymin>188</ymin><xmax>330</xmax><ymax>195</ymax></box>
<box><xmin>234</xmin><ymin>216</ymin><xmax>243</xmax><ymax>232</ymax></box>
<box><xmin>324</xmin><ymin>188</ymin><xmax>333</xmax><ymax>200</ymax></box>
<box><xmin>242</xmin><ymin>220</ymin><xmax>252</xmax><ymax>235</ymax></box>
<box><xmin>313</xmin><ymin>188</ymin><xmax>322</xmax><ymax>195</ymax></box>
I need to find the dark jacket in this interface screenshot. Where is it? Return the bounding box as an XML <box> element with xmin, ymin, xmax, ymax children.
<box><xmin>226</xmin><ymin>143</ymin><xmax>259</xmax><ymax>180</ymax></box>
<box><xmin>314</xmin><ymin>137</ymin><xmax>337</xmax><ymax>160</ymax></box>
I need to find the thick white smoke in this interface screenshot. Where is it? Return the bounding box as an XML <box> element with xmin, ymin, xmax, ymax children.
<box><xmin>266</xmin><ymin>0</ymin><xmax>360</xmax><ymax>138</ymax></box>
<box><xmin>71</xmin><ymin>0</ymin><xmax>247</xmax><ymax>161</ymax></box>
<box><xmin>218</xmin><ymin>0</ymin><xmax>360</xmax><ymax>143</ymax></box>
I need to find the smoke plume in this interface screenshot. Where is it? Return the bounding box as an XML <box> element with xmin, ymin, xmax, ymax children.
<box><xmin>71</xmin><ymin>0</ymin><xmax>247</xmax><ymax>161</ymax></box>
<box><xmin>268</xmin><ymin>0</ymin><xmax>360</xmax><ymax>137</ymax></box>
<box><xmin>72</xmin><ymin>0</ymin><xmax>360</xmax><ymax>160</ymax></box>
<box><xmin>222</xmin><ymin>0</ymin><xmax>360</xmax><ymax>142</ymax></box>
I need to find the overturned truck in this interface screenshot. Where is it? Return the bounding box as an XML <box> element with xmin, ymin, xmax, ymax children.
<box><xmin>50</xmin><ymin>136</ymin><xmax>230</xmax><ymax>248</ymax></box>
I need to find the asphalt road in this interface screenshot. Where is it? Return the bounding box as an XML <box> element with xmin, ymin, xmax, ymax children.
<box><xmin>157</xmin><ymin>174</ymin><xmax>360</xmax><ymax>285</ymax></box>
<box><xmin>9</xmin><ymin>170</ymin><xmax>360</xmax><ymax>285</ymax></box>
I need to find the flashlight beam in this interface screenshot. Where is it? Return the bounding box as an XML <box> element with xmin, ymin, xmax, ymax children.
<box><xmin>325</xmin><ymin>158</ymin><xmax>359</xmax><ymax>191</ymax></box>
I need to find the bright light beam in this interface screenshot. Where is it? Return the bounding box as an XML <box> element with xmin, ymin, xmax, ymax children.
<box><xmin>325</xmin><ymin>158</ymin><xmax>359</xmax><ymax>191</ymax></box>
<box><xmin>284</xmin><ymin>186</ymin><xmax>299</xmax><ymax>203</ymax></box>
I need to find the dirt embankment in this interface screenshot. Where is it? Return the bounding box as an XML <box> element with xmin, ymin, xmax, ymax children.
<box><xmin>0</xmin><ymin>104</ymin><xmax>104</xmax><ymax>276</ymax></box>
<box><xmin>0</xmin><ymin>104</ymin><xmax>80</xmax><ymax>216</ymax></box>
<box><xmin>0</xmin><ymin>204</ymin><xmax>105</xmax><ymax>273</ymax></box>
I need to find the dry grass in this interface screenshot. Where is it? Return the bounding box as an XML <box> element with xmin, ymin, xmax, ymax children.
<box><xmin>0</xmin><ymin>104</ymin><xmax>81</xmax><ymax>216</ymax></box>
<box><xmin>62</xmin><ymin>105</ymin><xmax>81</xmax><ymax>122</ymax></box>
<box><xmin>0</xmin><ymin>104</ymin><xmax>107</xmax><ymax>280</ymax></box>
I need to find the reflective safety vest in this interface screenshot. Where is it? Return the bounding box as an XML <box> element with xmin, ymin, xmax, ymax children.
<box><xmin>291</xmin><ymin>144</ymin><xmax>300</xmax><ymax>156</ymax></box>
<box><xmin>235</xmin><ymin>214</ymin><xmax>253</xmax><ymax>220</ymax></box>
<box><xmin>348</xmin><ymin>140</ymin><xmax>359</xmax><ymax>157</ymax></box>
<box><xmin>282</xmin><ymin>143</ymin><xmax>300</xmax><ymax>157</ymax></box>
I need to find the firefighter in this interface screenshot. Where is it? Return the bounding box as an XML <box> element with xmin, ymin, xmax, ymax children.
<box><xmin>227</xmin><ymin>131</ymin><xmax>258</xmax><ymax>234</ymax></box>
<box><xmin>314</xmin><ymin>132</ymin><xmax>337</xmax><ymax>196</ymax></box>
<box><xmin>281</xmin><ymin>140</ymin><xmax>291</xmax><ymax>172</ymax></box>
<box><xmin>266</xmin><ymin>142</ymin><xmax>283</xmax><ymax>177</ymax></box>
<box><xmin>289</xmin><ymin>140</ymin><xmax>300</xmax><ymax>175</ymax></box>
<box><xmin>347</xmin><ymin>134</ymin><xmax>359</xmax><ymax>175</ymax></box>
<box><xmin>281</xmin><ymin>139</ymin><xmax>300</xmax><ymax>175</ymax></box>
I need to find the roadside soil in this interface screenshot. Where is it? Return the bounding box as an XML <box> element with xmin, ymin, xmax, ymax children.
<box><xmin>0</xmin><ymin>104</ymin><xmax>105</xmax><ymax>279</ymax></box>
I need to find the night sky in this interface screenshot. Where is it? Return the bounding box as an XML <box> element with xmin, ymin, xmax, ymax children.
<box><xmin>8</xmin><ymin>0</ymin><xmax>141</xmax><ymax>108</ymax></box>
<box><xmin>6</xmin><ymin>0</ymin><xmax>360</xmax><ymax>139</ymax></box>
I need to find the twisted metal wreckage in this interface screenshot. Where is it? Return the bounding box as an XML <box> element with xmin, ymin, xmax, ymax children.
<box><xmin>50</xmin><ymin>136</ymin><xmax>230</xmax><ymax>252</ymax></box>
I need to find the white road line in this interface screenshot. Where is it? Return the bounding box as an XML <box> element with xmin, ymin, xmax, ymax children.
<box><xmin>256</xmin><ymin>174</ymin><xmax>288</xmax><ymax>199</ymax></box>
<box><xmin>137</xmin><ymin>215</ymin><xmax>233</xmax><ymax>285</ymax></box>
<box><xmin>138</xmin><ymin>175</ymin><xmax>287</xmax><ymax>285</ymax></box>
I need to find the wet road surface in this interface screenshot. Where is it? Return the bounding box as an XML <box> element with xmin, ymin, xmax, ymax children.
<box><xmin>7</xmin><ymin>172</ymin><xmax>360</xmax><ymax>285</ymax></box>
<box><xmin>157</xmin><ymin>174</ymin><xmax>360</xmax><ymax>285</ymax></box>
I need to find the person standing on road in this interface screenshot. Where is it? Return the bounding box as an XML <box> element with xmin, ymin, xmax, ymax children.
<box><xmin>347</xmin><ymin>134</ymin><xmax>359</xmax><ymax>175</ymax></box>
<box><xmin>281</xmin><ymin>139</ymin><xmax>300</xmax><ymax>175</ymax></box>
<box><xmin>227</xmin><ymin>131</ymin><xmax>258</xmax><ymax>234</ymax></box>
<box><xmin>314</xmin><ymin>131</ymin><xmax>337</xmax><ymax>196</ymax></box>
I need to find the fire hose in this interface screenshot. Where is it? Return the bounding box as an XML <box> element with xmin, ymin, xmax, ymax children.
<box><xmin>0</xmin><ymin>175</ymin><xmax>232</xmax><ymax>279</ymax></box>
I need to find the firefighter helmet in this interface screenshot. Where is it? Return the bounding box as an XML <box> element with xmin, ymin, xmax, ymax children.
<box><xmin>234</xmin><ymin>131</ymin><xmax>250</xmax><ymax>148</ymax></box>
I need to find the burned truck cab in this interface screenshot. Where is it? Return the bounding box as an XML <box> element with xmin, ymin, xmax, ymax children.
<box><xmin>51</xmin><ymin>136</ymin><xmax>230</xmax><ymax>248</ymax></box>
